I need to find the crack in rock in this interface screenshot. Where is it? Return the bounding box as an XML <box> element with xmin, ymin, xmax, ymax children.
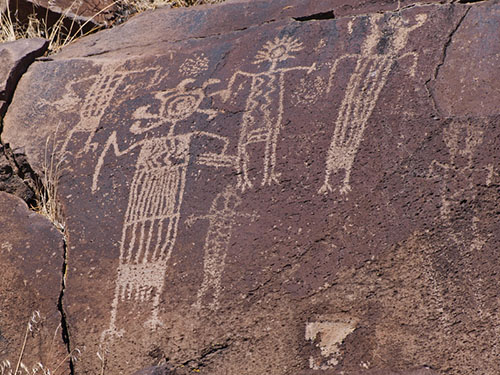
<box><xmin>457</xmin><ymin>0</ymin><xmax>488</xmax><ymax>3</ymax></box>
<box><xmin>182</xmin><ymin>341</ymin><xmax>231</xmax><ymax>368</ymax></box>
<box><xmin>0</xmin><ymin>142</ymin><xmax>73</xmax><ymax>374</ymax></box>
<box><xmin>293</xmin><ymin>10</ymin><xmax>335</xmax><ymax>22</ymax></box>
<box><xmin>0</xmin><ymin>142</ymin><xmax>37</xmax><ymax>205</ymax></box>
<box><xmin>57</xmin><ymin>238</ymin><xmax>75</xmax><ymax>375</ymax></box>
<box><xmin>0</xmin><ymin>38</ymin><xmax>49</xmax><ymax>118</ymax></box>
<box><xmin>424</xmin><ymin>5</ymin><xmax>470</xmax><ymax>118</ymax></box>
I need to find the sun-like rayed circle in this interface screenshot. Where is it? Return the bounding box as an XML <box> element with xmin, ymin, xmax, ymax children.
<box><xmin>253</xmin><ymin>35</ymin><xmax>304</xmax><ymax>66</ymax></box>
<box><xmin>130</xmin><ymin>78</ymin><xmax>218</xmax><ymax>135</ymax></box>
<box><xmin>163</xmin><ymin>93</ymin><xmax>203</xmax><ymax>123</ymax></box>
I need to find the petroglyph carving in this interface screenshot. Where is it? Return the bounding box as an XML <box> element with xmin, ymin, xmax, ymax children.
<box><xmin>59</xmin><ymin>63</ymin><xmax>162</xmax><ymax>157</ymax></box>
<box><xmin>292</xmin><ymin>76</ymin><xmax>326</xmax><ymax>106</ymax></box>
<box><xmin>426</xmin><ymin>121</ymin><xmax>496</xmax><ymax>325</ymax></box>
<box><xmin>130</xmin><ymin>78</ymin><xmax>219</xmax><ymax>135</ymax></box>
<box><xmin>186</xmin><ymin>186</ymin><xmax>254</xmax><ymax>311</ymax></box>
<box><xmin>88</xmin><ymin>35</ymin><xmax>313</xmax><ymax>341</ymax></box>
<box><xmin>180</xmin><ymin>54</ymin><xmax>210</xmax><ymax>76</ymax></box>
<box><xmin>214</xmin><ymin>35</ymin><xmax>316</xmax><ymax>191</ymax></box>
<box><xmin>306</xmin><ymin>316</ymin><xmax>358</xmax><ymax>370</ymax></box>
<box><xmin>98</xmin><ymin>134</ymin><xmax>191</xmax><ymax>340</ymax></box>
<box><xmin>315</xmin><ymin>39</ymin><xmax>327</xmax><ymax>51</ymax></box>
<box><xmin>347</xmin><ymin>19</ymin><xmax>354</xmax><ymax>34</ymax></box>
<box><xmin>427</xmin><ymin>120</ymin><xmax>493</xmax><ymax>247</ymax></box>
<box><xmin>429</xmin><ymin>120</ymin><xmax>484</xmax><ymax>221</ymax></box>
<box><xmin>1</xmin><ymin>242</ymin><xmax>12</xmax><ymax>253</ymax></box>
<box><xmin>96</xmin><ymin>78</ymin><xmax>233</xmax><ymax>342</ymax></box>
<box><xmin>196</xmin><ymin>137</ymin><xmax>238</xmax><ymax>169</ymax></box>
<box><xmin>319</xmin><ymin>13</ymin><xmax>427</xmax><ymax>195</ymax></box>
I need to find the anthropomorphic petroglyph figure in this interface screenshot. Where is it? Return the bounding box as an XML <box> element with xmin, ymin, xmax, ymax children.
<box><xmin>186</xmin><ymin>186</ymin><xmax>254</xmax><ymax>311</ymax></box>
<box><xmin>319</xmin><ymin>13</ymin><xmax>427</xmax><ymax>195</ymax></box>
<box><xmin>95</xmin><ymin>78</ymin><xmax>236</xmax><ymax>342</ymax></box>
<box><xmin>214</xmin><ymin>35</ymin><xmax>316</xmax><ymax>191</ymax></box>
<box><xmin>428</xmin><ymin>120</ymin><xmax>493</xmax><ymax>248</ymax></box>
<box><xmin>426</xmin><ymin>120</ymin><xmax>496</xmax><ymax>322</ymax></box>
<box><xmin>59</xmin><ymin>63</ymin><xmax>162</xmax><ymax>157</ymax></box>
<box><xmin>99</xmin><ymin>134</ymin><xmax>191</xmax><ymax>339</ymax></box>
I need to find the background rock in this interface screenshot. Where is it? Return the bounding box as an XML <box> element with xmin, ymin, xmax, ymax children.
<box><xmin>433</xmin><ymin>1</ymin><xmax>500</xmax><ymax>117</ymax></box>
<box><xmin>131</xmin><ymin>364</ymin><xmax>189</xmax><ymax>375</ymax></box>
<box><xmin>2</xmin><ymin>0</ymin><xmax>500</xmax><ymax>374</ymax></box>
<box><xmin>0</xmin><ymin>192</ymin><xmax>67</xmax><ymax>373</ymax></box>
<box><xmin>0</xmin><ymin>144</ymin><xmax>35</xmax><ymax>203</ymax></box>
<box><xmin>52</xmin><ymin>0</ymin><xmax>443</xmax><ymax>59</ymax></box>
<box><xmin>0</xmin><ymin>38</ymin><xmax>48</xmax><ymax>117</ymax></box>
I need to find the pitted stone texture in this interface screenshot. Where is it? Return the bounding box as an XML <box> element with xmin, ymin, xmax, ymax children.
<box><xmin>3</xmin><ymin>1</ymin><xmax>500</xmax><ymax>375</ymax></box>
<box><xmin>0</xmin><ymin>38</ymin><xmax>48</xmax><ymax>117</ymax></box>
<box><xmin>360</xmin><ymin>369</ymin><xmax>438</xmax><ymax>375</ymax></box>
<box><xmin>52</xmin><ymin>0</ymin><xmax>443</xmax><ymax>59</ymax></box>
<box><xmin>433</xmin><ymin>1</ymin><xmax>500</xmax><ymax>117</ymax></box>
<box><xmin>131</xmin><ymin>364</ymin><xmax>190</xmax><ymax>375</ymax></box>
<box><xmin>0</xmin><ymin>192</ymin><xmax>67</xmax><ymax>373</ymax></box>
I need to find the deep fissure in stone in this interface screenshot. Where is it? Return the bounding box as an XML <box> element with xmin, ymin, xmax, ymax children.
<box><xmin>424</xmin><ymin>5</ymin><xmax>471</xmax><ymax>118</ymax></box>
<box><xmin>57</xmin><ymin>238</ymin><xmax>75</xmax><ymax>375</ymax></box>
<box><xmin>0</xmin><ymin>137</ymin><xmax>73</xmax><ymax>374</ymax></box>
<box><xmin>0</xmin><ymin>142</ymin><xmax>37</xmax><ymax>205</ymax></box>
<box><xmin>293</xmin><ymin>10</ymin><xmax>335</xmax><ymax>22</ymax></box>
<box><xmin>458</xmin><ymin>0</ymin><xmax>487</xmax><ymax>3</ymax></box>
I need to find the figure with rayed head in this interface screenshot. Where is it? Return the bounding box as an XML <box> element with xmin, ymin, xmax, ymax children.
<box><xmin>213</xmin><ymin>35</ymin><xmax>316</xmax><ymax>191</ymax></box>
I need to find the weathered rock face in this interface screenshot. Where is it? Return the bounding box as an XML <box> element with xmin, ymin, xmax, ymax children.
<box><xmin>0</xmin><ymin>144</ymin><xmax>35</xmax><ymax>202</ymax></box>
<box><xmin>131</xmin><ymin>364</ymin><xmax>186</xmax><ymax>375</ymax></box>
<box><xmin>0</xmin><ymin>38</ymin><xmax>48</xmax><ymax>117</ymax></box>
<box><xmin>0</xmin><ymin>192</ymin><xmax>68</xmax><ymax>373</ymax></box>
<box><xmin>2</xmin><ymin>0</ymin><xmax>500</xmax><ymax>374</ymax></box>
<box><xmin>432</xmin><ymin>2</ymin><xmax>500</xmax><ymax>117</ymax></box>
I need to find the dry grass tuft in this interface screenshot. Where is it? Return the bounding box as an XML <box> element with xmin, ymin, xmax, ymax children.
<box><xmin>32</xmin><ymin>129</ymin><xmax>66</xmax><ymax>233</ymax></box>
<box><xmin>0</xmin><ymin>0</ymin><xmax>109</xmax><ymax>53</ymax></box>
<box><xmin>0</xmin><ymin>312</ymin><xmax>80</xmax><ymax>375</ymax></box>
<box><xmin>0</xmin><ymin>0</ymin><xmax>226</xmax><ymax>53</ymax></box>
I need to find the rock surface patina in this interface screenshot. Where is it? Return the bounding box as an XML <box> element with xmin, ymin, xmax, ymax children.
<box><xmin>0</xmin><ymin>38</ymin><xmax>48</xmax><ymax>117</ymax></box>
<box><xmin>0</xmin><ymin>192</ymin><xmax>67</xmax><ymax>372</ymax></box>
<box><xmin>2</xmin><ymin>0</ymin><xmax>500</xmax><ymax>374</ymax></box>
